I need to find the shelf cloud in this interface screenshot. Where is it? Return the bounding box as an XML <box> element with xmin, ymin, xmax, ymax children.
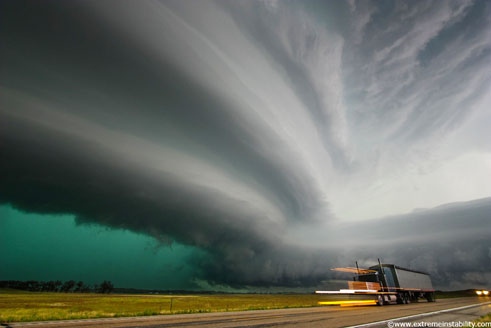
<box><xmin>1</xmin><ymin>0</ymin><xmax>490</xmax><ymax>288</ymax></box>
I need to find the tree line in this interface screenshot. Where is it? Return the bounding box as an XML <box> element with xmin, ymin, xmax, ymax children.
<box><xmin>0</xmin><ymin>280</ymin><xmax>114</xmax><ymax>293</ymax></box>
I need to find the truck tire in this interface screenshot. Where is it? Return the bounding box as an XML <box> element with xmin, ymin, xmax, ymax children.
<box><xmin>377</xmin><ymin>295</ymin><xmax>384</xmax><ymax>306</ymax></box>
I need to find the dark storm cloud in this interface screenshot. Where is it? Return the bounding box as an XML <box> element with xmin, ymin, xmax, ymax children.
<box><xmin>0</xmin><ymin>1</ymin><xmax>322</xmax><ymax>223</ymax></box>
<box><xmin>320</xmin><ymin>198</ymin><xmax>491</xmax><ymax>289</ymax></box>
<box><xmin>0</xmin><ymin>0</ymin><xmax>333</xmax><ymax>286</ymax></box>
<box><xmin>0</xmin><ymin>103</ymin><xmax>289</xmax><ymax>283</ymax></box>
<box><xmin>1</xmin><ymin>0</ymin><xmax>490</xmax><ymax>289</ymax></box>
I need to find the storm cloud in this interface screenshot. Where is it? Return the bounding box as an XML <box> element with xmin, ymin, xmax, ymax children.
<box><xmin>1</xmin><ymin>0</ymin><xmax>490</xmax><ymax>289</ymax></box>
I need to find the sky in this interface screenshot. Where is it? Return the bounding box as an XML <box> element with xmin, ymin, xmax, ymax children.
<box><xmin>0</xmin><ymin>0</ymin><xmax>490</xmax><ymax>291</ymax></box>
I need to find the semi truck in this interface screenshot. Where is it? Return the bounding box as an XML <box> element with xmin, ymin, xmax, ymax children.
<box><xmin>316</xmin><ymin>261</ymin><xmax>435</xmax><ymax>306</ymax></box>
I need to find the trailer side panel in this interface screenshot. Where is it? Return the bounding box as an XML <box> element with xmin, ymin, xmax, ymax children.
<box><xmin>395</xmin><ymin>268</ymin><xmax>433</xmax><ymax>290</ymax></box>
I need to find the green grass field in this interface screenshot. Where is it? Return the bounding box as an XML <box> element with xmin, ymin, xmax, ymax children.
<box><xmin>0</xmin><ymin>289</ymin><xmax>481</xmax><ymax>323</ymax></box>
<box><xmin>466</xmin><ymin>313</ymin><xmax>491</xmax><ymax>327</ymax></box>
<box><xmin>474</xmin><ymin>313</ymin><xmax>491</xmax><ymax>322</ymax></box>
<box><xmin>0</xmin><ymin>289</ymin><xmax>327</xmax><ymax>323</ymax></box>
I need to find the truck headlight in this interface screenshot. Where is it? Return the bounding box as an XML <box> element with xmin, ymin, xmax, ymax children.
<box><xmin>476</xmin><ymin>290</ymin><xmax>482</xmax><ymax>295</ymax></box>
<box><xmin>483</xmin><ymin>290</ymin><xmax>489</xmax><ymax>295</ymax></box>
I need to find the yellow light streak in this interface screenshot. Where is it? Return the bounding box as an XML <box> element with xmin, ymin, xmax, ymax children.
<box><xmin>318</xmin><ymin>300</ymin><xmax>377</xmax><ymax>306</ymax></box>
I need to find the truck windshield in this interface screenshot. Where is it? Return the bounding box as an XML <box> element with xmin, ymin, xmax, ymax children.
<box><xmin>383</xmin><ymin>267</ymin><xmax>396</xmax><ymax>288</ymax></box>
<box><xmin>358</xmin><ymin>273</ymin><xmax>378</xmax><ymax>283</ymax></box>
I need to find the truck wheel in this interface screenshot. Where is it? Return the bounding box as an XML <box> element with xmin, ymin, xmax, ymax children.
<box><xmin>426</xmin><ymin>293</ymin><xmax>435</xmax><ymax>302</ymax></box>
<box><xmin>377</xmin><ymin>295</ymin><xmax>384</xmax><ymax>306</ymax></box>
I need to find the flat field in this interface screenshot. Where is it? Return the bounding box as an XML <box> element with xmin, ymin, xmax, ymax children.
<box><xmin>0</xmin><ymin>289</ymin><xmax>326</xmax><ymax>322</ymax></box>
<box><xmin>0</xmin><ymin>289</ymin><xmax>477</xmax><ymax>323</ymax></box>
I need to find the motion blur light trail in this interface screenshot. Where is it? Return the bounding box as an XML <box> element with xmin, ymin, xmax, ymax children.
<box><xmin>318</xmin><ymin>300</ymin><xmax>378</xmax><ymax>306</ymax></box>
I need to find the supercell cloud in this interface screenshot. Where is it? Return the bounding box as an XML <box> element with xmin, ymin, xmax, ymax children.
<box><xmin>1</xmin><ymin>0</ymin><xmax>490</xmax><ymax>289</ymax></box>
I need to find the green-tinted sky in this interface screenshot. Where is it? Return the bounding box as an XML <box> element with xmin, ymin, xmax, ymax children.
<box><xmin>0</xmin><ymin>205</ymin><xmax>204</xmax><ymax>289</ymax></box>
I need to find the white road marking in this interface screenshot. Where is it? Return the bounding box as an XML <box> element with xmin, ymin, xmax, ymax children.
<box><xmin>347</xmin><ymin>301</ymin><xmax>491</xmax><ymax>328</ymax></box>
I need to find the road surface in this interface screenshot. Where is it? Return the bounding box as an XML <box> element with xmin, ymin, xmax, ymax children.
<box><xmin>4</xmin><ymin>297</ymin><xmax>490</xmax><ymax>328</ymax></box>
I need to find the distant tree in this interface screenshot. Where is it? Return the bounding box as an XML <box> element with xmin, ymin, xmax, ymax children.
<box><xmin>26</xmin><ymin>280</ymin><xmax>41</xmax><ymax>291</ymax></box>
<box><xmin>0</xmin><ymin>280</ymin><xmax>98</xmax><ymax>293</ymax></box>
<box><xmin>61</xmin><ymin>280</ymin><xmax>76</xmax><ymax>293</ymax></box>
<box><xmin>81</xmin><ymin>283</ymin><xmax>91</xmax><ymax>293</ymax></box>
<box><xmin>43</xmin><ymin>281</ymin><xmax>57</xmax><ymax>292</ymax></box>
<box><xmin>74</xmin><ymin>281</ymin><xmax>84</xmax><ymax>292</ymax></box>
<box><xmin>18</xmin><ymin>281</ymin><xmax>27</xmax><ymax>290</ymax></box>
<box><xmin>54</xmin><ymin>280</ymin><xmax>62</xmax><ymax>292</ymax></box>
<box><xmin>98</xmin><ymin>281</ymin><xmax>114</xmax><ymax>294</ymax></box>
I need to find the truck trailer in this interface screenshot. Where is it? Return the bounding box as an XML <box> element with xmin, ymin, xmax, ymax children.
<box><xmin>316</xmin><ymin>261</ymin><xmax>435</xmax><ymax>306</ymax></box>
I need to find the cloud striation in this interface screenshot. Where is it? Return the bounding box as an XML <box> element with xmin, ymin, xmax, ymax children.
<box><xmin>1</xmin><ymin>0</ymin><xmax>490</xmax><ymax>288</ymax></box>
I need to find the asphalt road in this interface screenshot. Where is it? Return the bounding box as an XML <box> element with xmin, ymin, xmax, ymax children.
<box><xmin>5</xmin><ymin>297</ymin><xmax>490</xmax><ymax>328</ymax></box>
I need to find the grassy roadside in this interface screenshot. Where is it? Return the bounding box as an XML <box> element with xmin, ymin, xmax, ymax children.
<box><xmin>0</xmin><ymin>288</ymin><xmax>482</xmax><ymax>323</ymax></box>
<box><xmin>466</xmin><ymin>313</ymin><xmax>491</xmax><ymax>327</ymax></box>
<box><xmin>435</xmin><ymin>290</ymin><xmax>482</xmax><ymax>299</ymax></box>
<box><xmin>0</xmin><ymin>289</ymin><xmax>325</xmax><ymax>323</ymax></box>
<box><xmin>474</xmin><ymin>313</ymin><xmax>491</xmax><ymax>322</ymax></box>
